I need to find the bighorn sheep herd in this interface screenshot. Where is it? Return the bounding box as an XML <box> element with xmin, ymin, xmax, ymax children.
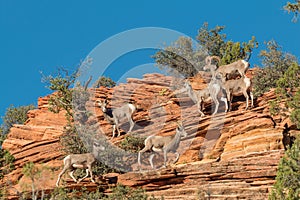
<box><xmin>55</xmin><ymin>55</ymin><xmax>255</xmax><ymax>186</ymax></box>
<box><xmin>202</xmin><ymin>55</ymin><xmax>253</xmax><ymax>113</ymax></box>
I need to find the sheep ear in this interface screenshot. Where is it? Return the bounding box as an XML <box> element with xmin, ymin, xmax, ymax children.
<box><xmin>217</xmin><ymin>72</ymin><xmax>224</xmax><ymax>78</ymax></box>
<box><xmin>96</xmin><ymin>100</ymin><xmax>101</xmax><ymax>106</ymax></box>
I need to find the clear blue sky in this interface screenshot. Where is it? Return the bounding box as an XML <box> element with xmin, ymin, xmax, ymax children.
<box><xmin>0</xmin><ymin>0</ymin><xmax>299</xmax><ymax>123</ymax></box>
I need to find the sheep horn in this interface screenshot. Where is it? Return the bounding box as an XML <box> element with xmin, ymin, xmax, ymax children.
<box><xmin>210</xmin><ymin>56</ymin><xmax>221</xmax><ymax>64</ymax></box>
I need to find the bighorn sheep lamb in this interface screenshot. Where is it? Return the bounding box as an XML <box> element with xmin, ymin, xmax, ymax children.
<box><xmin>138</xmin><ymin>123</ymin><xmax>187</xmax><ymax>169</ymax></box>
<box><xmin>183</xmin><ymin>80</ymin><xmax>228</xmax><ymax>117</ymax></box>
<box><xmin>218</xmin><ymin>73</ymin><xmax>254</xmax><ymax>111</ymax></box>
<box><xmin>56</xmin><ymin>141</ymin><xmax>105</xmax><ymax>187</ymax></box>
<box><xmin>97</xmin><ymin>99</ymin><xmax>136</xmax><ymax>139</ymax></box>
<box><xmin>204</xmin><ymin>56</ymin><xmax>250</xmax><ymax>79</ymax></box>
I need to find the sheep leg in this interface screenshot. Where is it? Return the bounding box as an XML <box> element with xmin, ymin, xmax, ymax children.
<box><xmin>220</xmin><ymin>96</ymin><xmax>228</xmax><ymax>112</ymax></box>
<box><xmin>69</xmin><ymin>170</ymin><xmax>78</xmax><ymax>183</ymax></box>
<box><xmin>56</xmin><ymin>167</ymin><xmax>68</xmax><ymax>187</ymax></box>
<box><xmin>89</xmin><ymin>167</ymin><xmax>95</xmax><ymax>183</ymax></box>
<box><xmin>115</xmin><ymin>119</ymin><xmax>121</xmax><ymax>137</ymax></box>
<box><xmin>89</xmin><ymin>165</ymin><xmax>95</xmax><ymax>183</ymax></box>
<box><xmin>77</xmin><ymin>168</ymin><xmax>89</xmax><ymax>183</ymax></box>
<box><xmin>128</xmin><ymin>116</ymin><xmax>135</xmax><ymax>133</ymax></box>
<box><xmin>211</xmin><ymin>84</ymin><xmax>220</xmax><ymax>115</ymax></box>
<box><xmin>138</xmin><ymin>143</ymin><xmax>152</xmax><ymax>167</ymax></box>
<box><xmin>173</xmin><ymin>152</ymin><xmax>180</xmax><ymax>164</ymax></box>
<box><xmin>250</xmin><ymin>91</ymin><xmax>254</xmax><ymax>108</ymax></box>
<box><xmin>163</xmin><ymin>150</ymin><xmax>168</xmax><ymax>168</ymax></box>
<box><xmin>117</xmin><ymin>126</ymin><xmax>121</xmax><ymax>137</ymax></box>
<box><xmin>227</xmin><ymin>91</ymin><xmax>232</xmax><ymax>111</ymax></box>
<box><xmin>243</xmin><ymin>90</ymin><xmax>249</xmax><ymax>110</ymax></box>
<box><xmin>219</xmin><ymin>88</ymin><xmax>228</xmax><ymax>112</ymax></box>
<box><xmin>111</xmin><ymin>124</ymin><xmax>116</xmax><ymax>139</ymax></box>
<box><xmin>212</xmin><ymin>95</ymin><xmax>219</xmax><ymax>115</ymax></box>
<box><xmin>229</xmin><ymin>95</ymin><xmax>233</xmax><ymax>111</ymax></box>
<box><xmin>149</xmin><ymin>154</ymin><xmax>156</xmax><ymax>169</ymax></box>
<box><xmin>138</xmin><ymin>152</ymin><xmax>142</xmax><ymax>167</ymax></box>
<box><xmin>197</xmin><ymin>100</ymin><xmax>205</xmax><ymax>117</ymax></box>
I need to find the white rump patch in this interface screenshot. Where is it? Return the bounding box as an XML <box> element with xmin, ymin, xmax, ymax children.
<box><xmin>220</xmin><ymin>97</ymin><xmax>227</xmax><ymax>102</ymax></box>
<box><xmin>152</xmin><ymin>147</ymin><xmax>163</xmax><ymax>152</ymax></box>
<box><xmin>244</xmin><ymin>77</ymin><xmax>251</xmax><ymax>88</ymax></box>
<box><xmin>128</xmin><ymin>104</ymin><xmax>136</xmax><ymax>113</ymax></box>
<box><xmin>63</xmin><ymin>155</ymin><xmax>70</xmax><ymax>164</ymax></box>
<box><xmin>241</xmin><ymin>60</ymin><xmax>249</xmax><ymax>69</ymax></box>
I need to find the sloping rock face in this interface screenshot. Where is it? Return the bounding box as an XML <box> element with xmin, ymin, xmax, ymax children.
<box><xmin>1</xmin><ymin>95</ymin><xmax>68</xmax><ymax>198</ymax></box>
<box><xmin>1</xmin><ymin>71</ymin><xmax>299</xmax><ymax>199</ymax></box>
<box><xmin>119</xmin><ymin>151</ymin><xmax>282</xmax><ymax>199</ymax></box>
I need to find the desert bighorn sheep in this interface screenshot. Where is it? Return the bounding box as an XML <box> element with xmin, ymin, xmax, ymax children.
<box><xmin>56</xmin><ymin>141</ymin><xmax>105</xmax><ymax>187</ymax></box>
<box><xmin>204</xmin><ymin>56</ymin><xmax>250</xmax><ymax>79</ymax></box>
<box><xmin>183</xmin><ymin>80</ymin><xmax>228</xmax><ymax>117</ymax></box>
<box><xmin>97</xmin><ymin>99</ymin><xmax>136</xmax><ymax>139</ymax></box>
<box><xmin>138</xmin><ymin>122</ymin><xmax>187</xmax><ymax>169</ymax></box>
<box><xmin>218</xmin><ymin>73</ymin><xmax>254</xmax><ymax>111</ymax></box>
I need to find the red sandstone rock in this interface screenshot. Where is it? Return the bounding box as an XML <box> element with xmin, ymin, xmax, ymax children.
<box><xmin>1</xmin><ymin>71</ymin><xmax>299</xmax><ymax>200</ymax></box>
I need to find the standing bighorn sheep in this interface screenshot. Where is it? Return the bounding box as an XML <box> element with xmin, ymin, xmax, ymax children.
<box><xmin>56</xmin><ymin>141</ymin><xmax>105</xmax><ymax>187</ymax></box>
<box><xmin>218</xmin><ymin>73</ymin><xmax>254</xmax><ymax>111</ymax></box>
<box><xmin>204</xmin><ymin>56</ymin><xmax>250</xmax><ymax>79</ymax></box>
<box><xmin>183</xmin><ymin>80</ymin><xmax>228</xmax><ymax>117</ymax></box>
<box><xmin>138</xmin><ymin>123</ymin><xmax>187</xmax><ymax>169</ymax></box>
<box><xmin>97</xmin><ymin>99</ymin><xmax>136</xmax><ymax>139</ymax></box>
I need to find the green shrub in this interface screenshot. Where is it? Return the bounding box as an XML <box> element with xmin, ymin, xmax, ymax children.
<box><xmin>42</xmin><ymin>67</ymin><xmax>79</xmax><ymax>119</ymax></box>
<box><xmin>0</xmin><ymin>149</ymin><xmax>15</xmax><ymax>179</ymax></box>
<box><xmin>252</xmin><ymin>40</ymin><xmax>297</xmax><ymax>97</ymax></box>
<box><xmin>0</xmin><ymin>128</ymin><xmax>5</xmax><ymax>146</ymax></box>
<box><xmin>104</xmin><ymin>184</ymin><xmax>163</xmax><ymax>200</ymax></box>
<box><xmin>60</xmin><ymin>124</ymin><xmax>88</xmax><ymax>154</ymax></box>
<box><xmin>1</xmin><ymin>104</ymin><xmax>35</xmax><ymax>134</ymax></box>
<box><xmin>119</xmin><ymin>135</ymin><xmax>145</xmax><ymax>153</ymax></box>
<box><xmin>0</xmin><ymin>129</ymin><xmax>14</xmax><ymax>179</ymax></box>
<box><xmin>269</xmin><ymin>137</ymin><xmax>300</xmax><ymax>200</ymax></box>
<box><xmin>275</xmin><ymin>62</ymin><xmax>300</xmax><ymax>128</ymax></box>
<box><xmin>93</xmin><ymin>76</ymin><xmax>116</xmax><ymax>88</ymax></box>
<box><xmin>48</xmin><ymin>187</ymin><xmax>74</xmax><ymax>200</ymax></box>
<box><xmin>104</xmin><ymin>184</ymin><xmax>148</xmax><ymax>200</ymax></box>
<box><xmin>268</xmin><ymin>62</ymin><xmax>300</xmax><ymax>129</ymax></box>
<box><xmin>49</xmin><ymin>184</ymin><xmax>163</xmax><ymax>200</ymax></box>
